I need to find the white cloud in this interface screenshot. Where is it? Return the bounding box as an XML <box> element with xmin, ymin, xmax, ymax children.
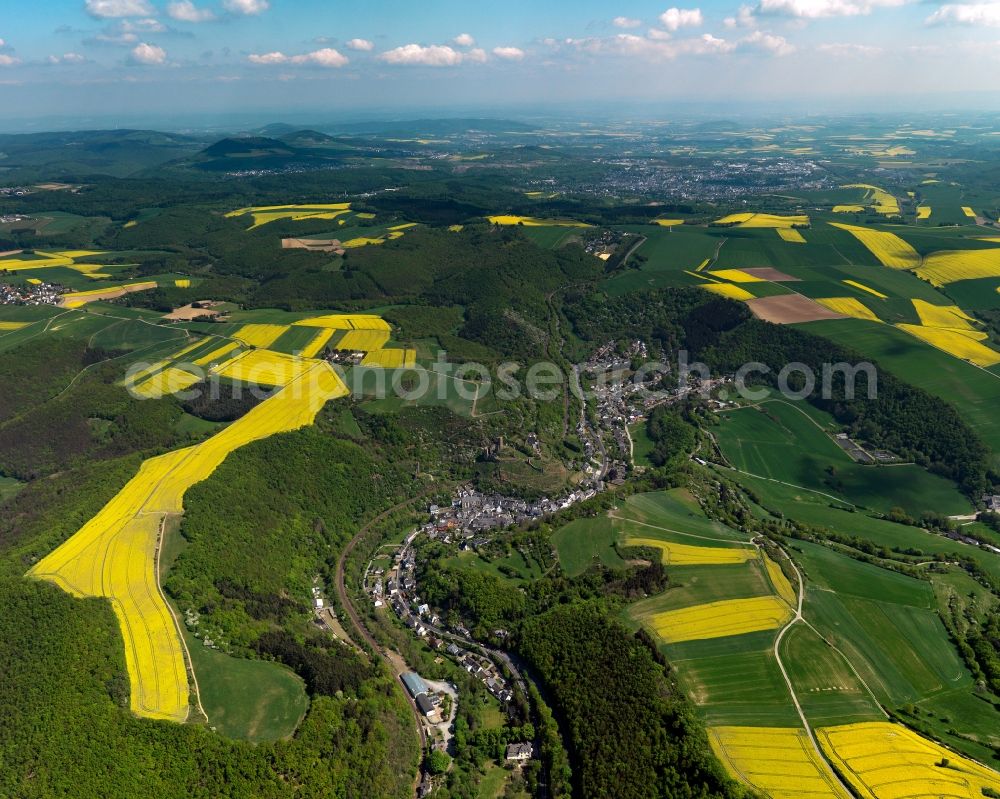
<box><xmin>659</xmin><ymin>7</ymin><xmax>704</xmax><ymax>30</ymax></box>
<box><xmin>123</xmin><ymin>17</ymin><xmax>166</xmax><ymax>32</ymax></box>
<box><xmin>85</xmin><ymin>0</ymin><xmax>154</xmax><ymax>17</ymax></box>
<box><xmin>467</xmin><ymin>47</ymin><xmax>488</xmax><ymax>62</ymax></box>
<box><xmin>817</xmin><ymin>41</ymin><xmax>882</xmax><ymax>54</ymax></box>
<box><xmin>739</xmin><ymin>30</ymin><xmax>795</xmax><ymax>54</ymax></box>
<box><xmin>926</xmin><ymin>2</ymin><xmax>1000</xmax><ymax>26</ymax></box>
<box><xmin>453</xmin><ymin>33</ymin><xmax>476</xmax><ymax>47</ymax></box>
<box><xmin>298</xmin><ymin>47</ymin><xmax>348</xmax><ymax>67</ymax></box>
<box><xmin>613</xmin><ymin>16</ymin><xmax>642</xmax><ymax>27</ymax></box>
<box><xmin>167</xmin><ymin>0</ymin><xmax>215</xmax><ymax>22</ymax></box>
<box><xmin>756</xmin><ymin>0</ymin><xmax>906</xmax><ymax>18</ymax></box>
<box><xmin>724</xmin><ymin>5</ymin><xmax>758</xmax><ymax>26</ymax></box>
<box><xmin>564</xmin><ymin>31</ymin><xmax>734</xmax><ymax>60</ymax></box>
<box><xmin>47</xmin><ymin>52</ymin><xmax>88</xmax><ymax>63</ymax></box>
<box><xmin>222</xmin><ymin>0</ymin><xmax>269</xmax><ymax>15</ymax></box>
<box><xmin>248</xmin><ymin>47</ymin><xmax>348</xmax><ymax>67</ymax></box>
<box><xmin>246</xmin><ymin>50</ymin><xmax>286</xmax><ymax>64</ymax></box>
<box><xmin>492</xmin><ymin>45</ymin><xmax>525</xmax><ymax>60</ymax></box>
<box><xmin>346</xmin><ymin>38</ymin><xmax>374</xmax><ymax>51</ymax></box>
<box><xmin>647</xmin><ymin>28</ymin><xmax>672</xmax><ymax>39</ymax></box>
<box><xmin>0</xmin><ymin>54</ymin><xmax>19</xmax><ymax>66</ymax></box>
<box><xmin>378</xmin><ymin>43</ymin><xmax>466</xmax><ymax>66</ymax></box>
<box><xmin>129</xmin><ymin>41</ymin><xmax>166</xmax><ymax>64</ymax></box>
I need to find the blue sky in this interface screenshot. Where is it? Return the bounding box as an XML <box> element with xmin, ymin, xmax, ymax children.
<box><xmin>2</xmin><ymin>0</ymin><xmax>1000</xmax><ymax>125</ymax></box>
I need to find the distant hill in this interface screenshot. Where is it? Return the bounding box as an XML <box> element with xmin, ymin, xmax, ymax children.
<box><xmin>326</xmin><ymin>118</ymin><xmax>538</xmax><ymax>136</ymax></box>
<box><xmin>0</xmin><ymin>129</ymin><xmax>205</xmax><ymax>179</ymax></box>
<box><xmin>200</xmin><ymin>137</ymin><xmax>294</xmax><ymax>158</ymax></box>
<box><xmin>276</xmin><ymin>130</ymin><xmax>342</xmax><ymax>147</ymax></box>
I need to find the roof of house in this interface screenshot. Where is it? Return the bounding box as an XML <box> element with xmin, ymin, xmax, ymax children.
<box><xmin>401</xmin><ymin>672</ymin><xmax>429</xmax><ymax>699</ymax></box>
<box><xmin>415</xmin><ymin>694</ymin><xmax>435</xmax><ymax>715</ymax></box>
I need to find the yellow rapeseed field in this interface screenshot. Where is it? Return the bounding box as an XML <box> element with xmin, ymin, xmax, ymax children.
<box><xmin>212</xmin><ymin>349</ymin><xmax>313</xmax><ymax>386</ymax></box>
<box><xmin>341</xmin><ymin>237</ymin><xmax>386</xmax><ymax>248</ymax></box>
<box><xmin>896</xmin><ymin>324</ymin><xmax>1000</xmax><ymax>367</ymax></box>
<box><xmin>30</xmin><ymin>362</ymin><xmax>349</xmax><ymax>722</ymax></box>
<box><xmin>714</xmin><ymin>213</ymin><xmax>810</xmax><ymax>229</ymax></box>
<box><xmin>175</xmin><ymin>279</ymin><xmax>191</xmax><ymax>288</ymax></box>
<box><xmin>361</xmin><ymin>348</ymin><xmax>416</xmax><ymax>368</ymax></box>
<box><xmin>708</xmin><ymin>269</ymin><xmax>766</xmax><ymax>283</ymax></box>
<box><xmin>294</xmin><ymin>313</ymin><xmax>391</xmax><ymax>331</ymax></box>
<box><xmin>622</xmin><ymin>537</ymin><xmax>756</xmax><ymax>566</ymax></box>
<box><xmin>816</xmin><ymin>721</ymin><xmax>1000</xmax><ymax>799</ymax></box>
<box><xmin>132</xmin><ymin>367</ymin><xmax>202</xmax><ymax>399</ymax></box>
<box><xmin>829</xmin><ymin>223</ymin><xmax>921</xmax><ymax>269</ymax></box>
<box><xmin>701</xmin><ymin>283</ymin><xmax>755</xmax><ymax>301</ymax></box>
<box><xmin>193</xmin><ymin>341</ymin><xmax>239</xmax><ymax>367</ymax></box>
<box><xmin>833</xmin><ymin>205</ymin><xmax>866</xmax><ymax>213</ymax></box>
<box><xmin>696</xmin><ymin>258</ymin><xmax>711</xmax><ymax>272</ymax></box>
<box><xmin>487</xmin><ymin>215</ymin><xmax>591</xmax><ymax>227</ymax></box>
<box><xmin>708</xmin><ymin>726</ymin><xmax>849</xmax><ymax>799</ymax></box>
<box><xmin>225</xmin><ymin>203</ymin><xmax>352</xmax><ymax>230</ymax></box>
<box><xmin>816</xmin><ymin>297</ymin><xmax>882</xmax><ymax>323</ymax></box>
<box><xmin>233</xmin><ymin>323</ymin><xmax>289</xmax><ymax>348</ymax></box>
<box><xmin>912</xmin><ymin>299</ymin><xmax>980</xmax><ymax>334</ymax></box>
<box><xmin>764</xmin><ymin>555</ymin><xmax>797</xmax><ymax>607</ymax></box>
<box><xmin>916</xmin><ymin>206</ymin><xmax>931</xmax><ymax>220</ymax></box>
<box><xmin>124</xmin><ymin>358</ymin><xmax>171</xmax><ymax>388</ymax></box>
<box><xmin>300</xmin><ymin>328</ymin><xmax>336</xmax><ymax>359</ymax></box>
<box><xmin>448</xmin><ymin>224</ymin><xmax>464</xmax><ymax>232</ymax></box>
<box><xmin>648</xmin><ymin>595</ymin><xmax>793</xmax><ymax>644</ymax></box>
<box><xmin>777</xmin><ymin>228</ymin><xmax>806</xmax><ymax>243</ymax></box>
<box><xmin>842</xmin><ymin>279</ymin><xmax>888</xmax><ymax>299</ymax></box>
<box><xmin>962</xmin><ymin>206</ymin><xmax>977</xmax><ymax>218</ymax></box>
<box><xmin>335</xmin><ymin>328</ymin><xmax>391</xmax><ymax>351</ymax></box>
<box><xmin>0</xmin><ymin>321</ymin><xmax>29</xmax><ymax>331</ymax></box>
<box><xmin>59</xmin><ymin>281</ymin><xmax>158</xmax><ymax>307</ymax></box>
<box><xmin>653</xmin><ymin>219</ymin><xmax>685</xmax><ymax>227</ymax></box>
<box><xmin>914</xmin><ymin>248</ymin><xmax>1000</xmax><ymax>286</ymax></box>
<box><xmin>842</xmin><ymin>184</ymin><xmax>899</xmax><ymax>215</ymax></box>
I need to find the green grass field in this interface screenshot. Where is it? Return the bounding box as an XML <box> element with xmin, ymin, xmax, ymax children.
<box><xmin>627</xmin><ymin>559</ymin><xmax>773</xmax><ymax>615</ymax></box>
<box><xmin>268</xmin><ymin>325</ymin><xmax>322</xmax><ymax>355</ymax></box>
<box><xmin>602</xmin><ymin>226</ymin><xmax>721</xmax><ymax>296</ymax></box>
<box><xmin>714</xmin><ymin>401</ymin><xmax>970</xmax><ymax>516</ymax></box>
<box><xmin>629</xmin><ymin>422</ymin><xmax>656</xmax><ymax>467</ymax></box>
<box><xmin>802</xmin><ymin>581</ymin><xmax>970</xmax><ymax>706</ymax></box>
<box><xmin>442</xmin><ymin>548</ymin><xmax>545</xmax><ymax>585</ymax></box>
<box><xmin>352</xmin><ymin>364</ymin><xmax>487</xmax><ymax>417</ymax></box>
<box><xmin>552</xmin><ymin>516</ymin><xmax>627</xmax><ymax>576</ymax></box>
<box><xmin>518</xmin><ymin>225</ymin><xmax>584</xmax><ymax>249</ymax></box>
<box><xmin>184</xmin><ymin>628</ymin><xmax>309</xmax><ymax>742</ymax></box>
<box><xmin>792</xmin><ymin>539</ymin><xmax>934</xmax><ymax>607</ymax></box>
<box><xmin>668</xmin><ymin>642</ymin><xmax>800</xmax><ymax>726</ymax></box>
<box><xmin>780</xmin><ymin>623</ymin><xmax>884</xmax><ymax>727</ymax></box>
<box><xmin>613</xmin><ymin>489</ymin><xmax>751</xmax><ymax>543</ymax></box>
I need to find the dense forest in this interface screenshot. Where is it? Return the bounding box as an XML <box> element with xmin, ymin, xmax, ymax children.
<box><xmin>518</xmin><ymin>604</ymin><xmax>750</xmax><ymax>799</ymax></box>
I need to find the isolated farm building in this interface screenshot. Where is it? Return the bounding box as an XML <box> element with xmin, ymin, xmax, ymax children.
<box><xmin>401</xmin><ymin>672</ymin><xmax>429</xmax><ymax>699</ymax></box>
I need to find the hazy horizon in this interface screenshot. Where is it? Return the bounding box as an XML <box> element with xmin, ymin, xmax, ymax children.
<box><xmin>3</xmin><ymin>0</ymin><xmax>1000</xmax><ymax>130</ymax></box>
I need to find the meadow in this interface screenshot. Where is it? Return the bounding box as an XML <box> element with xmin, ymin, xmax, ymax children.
<box><xmin>713</xmin><ymin>400</ymin><xmax>970</xmax><ymax>516</ymax></box>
